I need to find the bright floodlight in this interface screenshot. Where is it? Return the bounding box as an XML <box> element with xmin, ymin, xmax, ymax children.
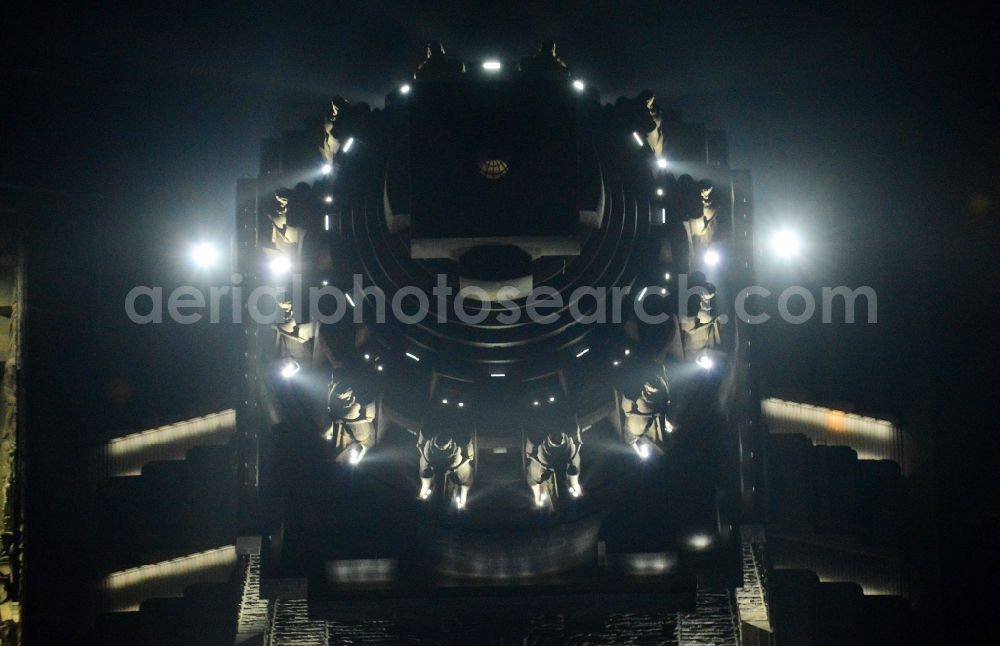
<box><xmin>772</xmin><ymin>228</ymin><xmax>803</xmax><ymax>259</ymax></box>
<box><xmin>482</xmin><ymin>60</ymin><xmax>502</xmax><ymax>71</ymax></box>
<box><xmin>400</xmin><ymin>84</ymin><xmax>411</xmax><ymax>94</ymax></box>
<box><xmin>454</xmin><ymin>496</ymin><xmax>465</xmax><ymax>510</ymax></box>
<box><xmin>696</xmin><ymin>354</ymin><xmax>714</xmax><ymax>370</ymax></box>
<box><xmin>191</xmin><ymin>242</ymin><xmax>219</xmax><ymax>268</ymax></box>
<box><xmin>420</xmin><ymin>488</ymin><xmax>432</xmax><ymax>500</ymax></box>
<box><xmin>568</xmin><ymin>485</ymin><xmax>582</xmax><ymax>498</ymax></box>
<box><xmin>572</xmin><ymin>79</ymin><xmax>585</xmax><ymax>91</ymax></box>
<box><xmin>270</xmin><ymin>255</ymin><xmax>291</xmax><ymax>276</ymax></box>
<box><xmin>703</xmin><ymin>248</ymin><xmax>721</xmax><ymax>267</ymax></box>
<box><xmin>656</xmin><ymin>158</ymin><xmax>668</xmax><ymax>169</ymax></box>
<box><xmin>279</xmin><ymin>360</ymin><xmax>300</xmax><ymax>379</ymax></box>
<box><xmin>320</xmin><ymin>162</ymin><xmax>333</xmax><ymax>175</ymax></box>
<box><xmin>348</xmin><ymin>444</ymin><xmax>365</xmax><ymax>465</ymax></box>
<box><xmin>324</xmin><ymin>195</ymin><xmax>333</xmax><ymax>203</ymax></box>
<box><xmin>633</xmin><ymin>441</ymin><xmax>650</xmax><ymax>460</ymax></box>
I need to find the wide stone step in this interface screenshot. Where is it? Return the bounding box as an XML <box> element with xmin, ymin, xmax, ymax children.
<box><xmin>95</xmin><ymin>580</ymin><xmax>239</xmax><ymax>645</ymax></box>
<box><xmin>769</xmin><ymin>568</ymin><xmax>910</xmax><ymax>645</ymax></box>
<box><xmin>767</xmin><ymin>434</ymin><xmax>904</xmax><ymax>542</ymax></box>
<box><xmin>93</xmin><ymin>445</ymin><xmax>238</xmax><ymax>571</ymax></box>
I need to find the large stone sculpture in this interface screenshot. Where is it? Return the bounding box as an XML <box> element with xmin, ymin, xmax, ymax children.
<box><xmin>524</xmin><ymin>428</ymin><xmax>582</xmax><ymax>508</ymax></box>
<box><xmin>413</xmin><ymin>41</ymin><xmax>464</xmax><ymax>80</ymax></box>
<box><xmin>417</xmin><ymin>430</ymin><xmax>475</xmax><ymax>509</ymax></box>
<box><xmin>324</xmin><ymin>381</ymin><xmax>377</xmax><ymax>464</ymax></box>
<box><xmin>519</xmin><ymin>40</ymin><xmax>570</xmax><ymax>77</ymax></box>
<box><xmin>686</xmin><ymin>183</ymin><xmax>719</xmax><ymax>253</ymax></box>
<box><xmin>620</xmin><ymin>370</ymin><xmax>674</xmax><ymax>456</ymax></box>
<box><xmin>680</xmin><ymin>272</ymin><xmax>721</xmax><ymax>356</ymax></box>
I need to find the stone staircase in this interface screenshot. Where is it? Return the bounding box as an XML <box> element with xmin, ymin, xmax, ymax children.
<box><xmin>91</xmin><ymin>413</ymin><xmax>242</xmax><ymax>644</ymax></box>
<box><xmin>764</xmin><ymin>426</ymin><xmax>914</xmax><ymax>643</ymax></box>
<box><xmin>769</xmin><ymin>569</ymin><xmax>911</xmax><ymax>646</ymax></box>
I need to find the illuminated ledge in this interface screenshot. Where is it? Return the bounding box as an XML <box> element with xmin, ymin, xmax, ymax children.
<box><xmin>604</xmin><ymin>552</ymin><xmax>678</xmax><ymax>577</ymax></box>
<box><xmin>97</xmin><ymin>546</ymin><xmax>237</xmax><ymax>612</ymax></box>
<box><xmin>768</xmin><ymin>533</ymin><xmax>906</xmax><ymax>597</ymax></box>
<box><xmin>761</xmin><ymin>398</ymin><xmax>903</xmax><ymax>465</ymax></box>
<box><xmin>95</xmin><ymin>409</ymin><xmax>236</xmax><ymax>477</ymax></box>
<box><xmin>326</xmin><ymin>558</ymin><xmax>397</xmax><ymax>588</ymax></box>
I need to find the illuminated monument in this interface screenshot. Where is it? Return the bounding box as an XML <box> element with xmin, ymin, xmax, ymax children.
<box><xmin>84</xmin><ymin>42</ymin><xmax>919</xmax><ymax>644</ymax></box>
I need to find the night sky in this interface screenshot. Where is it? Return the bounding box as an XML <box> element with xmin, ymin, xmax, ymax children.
<box><xmin>4</xmin><ymin>2</ymin><xmax>997</xmax><ymax>639</ymax></box>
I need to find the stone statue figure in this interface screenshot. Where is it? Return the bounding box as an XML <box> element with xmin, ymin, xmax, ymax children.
<box><xmin>621</xmin><ymin>371</ymin><xmax>674</xmax><ymax>454</ymax></box>
<box><xmin>520</xmin><ymin>39</ymin><xmax>570</xmax><ymax>77</ymax></box>
<box><xmin>324</xmin><ymin>381</ymin><xmax>376</xmax><ymax>464</ymax></box>
<box><xmin>414</xmin><ymin>41</ymin><xmax>465</xmax><ymax>80</ymax></box>
<box><xmin>417</xmin><ymin>430</ymin><xmax>475</xmax><ymax>509</ymax></box>
<box><xmin>643</xmin><ymin>92</ymin><xmax>665</xmax><ymax>158</ymax></box>
<box><xmin>525</xmin><ymin>429</ymin><xmax>582</xmax><ymax>507</ymax></box>
<box><xmin>686</xmin><ymin>183</ymin><xmax>719</xmax><ymax>252</ymax></box>
<box><xmin>679</xmin><ymin>273</ymin><xmax>721</xmax><ymax>354</ymax></box>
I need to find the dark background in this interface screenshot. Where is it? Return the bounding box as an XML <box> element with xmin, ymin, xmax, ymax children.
<box><xmin>3</xmin><ymin>1</ymin><xmax>996</xmax><ymax>640</ymax></box>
